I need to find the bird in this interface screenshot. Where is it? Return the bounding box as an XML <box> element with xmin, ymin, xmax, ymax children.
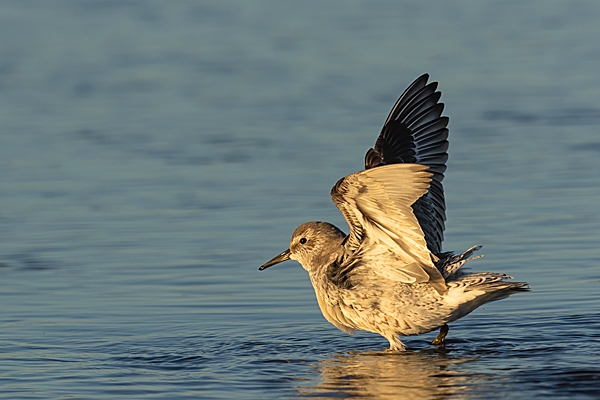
<box><xmin>259</xmin><ymin>74</ymin><xmax>529</xmax><ymax>350</ymax></box>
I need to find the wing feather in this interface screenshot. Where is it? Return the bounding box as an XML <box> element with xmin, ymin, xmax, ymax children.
<box><xmin>331</xmin><ymin>164</ymin><xmax>446</xmax><ymax>289</ymax></box>
<box><xmin>364</xmin><ymin>74</ymin><xmax>449</xmax><ymax>254</ymax></box>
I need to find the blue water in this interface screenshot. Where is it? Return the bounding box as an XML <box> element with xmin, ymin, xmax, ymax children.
<box><xmin>1</xmin><ymin>1</ymin><xmax>600</xmax><ymax>398</ymax></box>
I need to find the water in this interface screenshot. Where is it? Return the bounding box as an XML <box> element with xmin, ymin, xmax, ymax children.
<box><xmin>1</xmin><ymin>1</ymin><xmax>599</xmax><ymax>398</ymax></box>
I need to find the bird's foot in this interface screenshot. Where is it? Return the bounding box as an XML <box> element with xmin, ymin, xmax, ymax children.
<box><xmin>431</xmin><ymin>324</ymin><xmax>449</xmax><ymax>347</ymax></box>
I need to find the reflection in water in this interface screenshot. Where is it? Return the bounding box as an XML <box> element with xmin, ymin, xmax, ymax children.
<box><xmin>299</xmin><ymin>349</ymin><xmax>488</xmax><ymax>399</ymax></box>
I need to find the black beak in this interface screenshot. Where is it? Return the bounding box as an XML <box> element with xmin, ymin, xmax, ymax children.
<box><xmin>259</xmin><ymin>249</ymin><xmax>291</xmax><ymax>270</ymax></box>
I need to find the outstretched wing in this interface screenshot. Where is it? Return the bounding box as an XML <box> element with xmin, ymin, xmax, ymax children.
<box><xmin>331</xmin><ymin>164</ymin><xmax>445</xmax><ymax>290</ymax></box>
<box><xmin>365</xmin><ymin>74</ymin><xmax>448</xmax><ymax>254</ymax></box>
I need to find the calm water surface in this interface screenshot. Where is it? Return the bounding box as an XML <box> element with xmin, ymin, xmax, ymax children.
<box><xmin>1</xmin><ymin>1</ymin><xmax>599</xmax><ymax>399</ymax></box>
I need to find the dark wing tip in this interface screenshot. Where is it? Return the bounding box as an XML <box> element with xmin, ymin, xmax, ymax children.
<box><xmin>364</xmin><ymin>74</ymin><xmax>450</xmax><ymax>254</ymax></box>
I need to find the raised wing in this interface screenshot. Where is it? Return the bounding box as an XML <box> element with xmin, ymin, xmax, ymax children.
<box><xmin>331</xmin><ymin>164</ymin><xmax>446</xmax><ymax>290</ymax></box>
<box><xmin>365</xmin><ymin>74</ymin><xmax>448</xmax><ymax>254</ymax></box>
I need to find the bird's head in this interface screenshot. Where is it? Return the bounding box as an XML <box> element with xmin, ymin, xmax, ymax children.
<box><xmin>259</xmin><ymin>221</ymin><xmax>346</xmax><ymax>273</ymax></box>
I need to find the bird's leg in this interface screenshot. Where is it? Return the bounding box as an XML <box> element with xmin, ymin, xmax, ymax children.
<box><xmin>386</xmin><ymin>335</ymin><xmax>406</xmax><ymax>351</ymax></box>
<box><xmin>431</xmin><ymin>324</ymin><xmax>449</xmax><ymax>346</ymax></box>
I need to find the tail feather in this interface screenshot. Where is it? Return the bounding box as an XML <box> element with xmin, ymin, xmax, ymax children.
<box><xmin>446</xmin><ymin>277</ymin><xmax>530</xmax><ymax>322</ymax></box>
<box><xmin>436</xmin><ymin>245</ymin><xmax>529</xmax><ymax>323</ymax></box>
<box><xmin>467</xmin><ymin>280</ymin><xmax>530</xmax><ymax>300</ymax></box>
<box><xmin>436</xmin><ymin>245</ymin><xmax>483</xmax><ymax>279</ymax></box>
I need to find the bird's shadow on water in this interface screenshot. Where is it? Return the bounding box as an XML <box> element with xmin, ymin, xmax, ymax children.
<box><xmin>296</xmin><ymin>342</ymin><xmax>490</xmax><ymax>399</ymax></box>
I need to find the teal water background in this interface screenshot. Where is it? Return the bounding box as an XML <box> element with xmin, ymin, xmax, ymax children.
<box><xmin>1</xmin><ymin>1</ymin><xmax>599</xmax><ymax>398</ymax></box>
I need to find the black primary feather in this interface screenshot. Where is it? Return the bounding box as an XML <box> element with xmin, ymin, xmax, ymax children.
<box><xmin>365</xmin><ymin>74</ymin><xmax>449</xmax><ymax>254</ymax></box>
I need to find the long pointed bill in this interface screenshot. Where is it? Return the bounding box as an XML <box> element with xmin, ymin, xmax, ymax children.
<box><xmin>259</xmin><ymin>249</ymin><xmax>291</xmax><ymax>271</ymax></box>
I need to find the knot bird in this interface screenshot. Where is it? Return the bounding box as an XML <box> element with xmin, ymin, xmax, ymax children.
<box><xmin>259</xmin><ymin>74</ymin><xmax>529</xmax><ymax>350</ymax></box>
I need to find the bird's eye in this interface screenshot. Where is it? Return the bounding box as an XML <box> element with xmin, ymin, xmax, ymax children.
<box><xmin>299</xmin><ymin>238</ymin><xmax>307</xmax><ymax>244</ymax></box>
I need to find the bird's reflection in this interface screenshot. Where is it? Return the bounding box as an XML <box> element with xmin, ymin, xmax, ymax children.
<box><xmin>298</xmin><ymin>346</ymin><xmax>487</xmax><ymax>399</ymax></box>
